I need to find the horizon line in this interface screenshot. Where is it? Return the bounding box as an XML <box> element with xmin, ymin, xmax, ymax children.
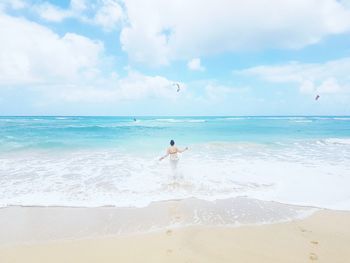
<box><xmin>1</xmin><ymin>115</ymin><xmax>350</xmax><ymax>117</ymax></box>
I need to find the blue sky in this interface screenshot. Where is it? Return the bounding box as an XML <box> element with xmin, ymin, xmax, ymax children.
<box><xmin>1</xmin><ymin>0</ymin><xmax>350</xmax><ymax>116</ymax></box>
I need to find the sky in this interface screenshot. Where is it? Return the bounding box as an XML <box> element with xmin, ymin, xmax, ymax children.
<box><xmin>1</xmin><ymin>0</ymin><xmax>350</xmax><ymax>116</ymax></box>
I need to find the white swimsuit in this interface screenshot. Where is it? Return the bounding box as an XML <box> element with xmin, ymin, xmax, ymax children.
<box><xmin>169</xmin><ymin>153</ymin><xmax>179</xmax><ymax>161</ymax></box>
<box><xmin>169</xmin><ymin>150</ymin><xmax>179</xmax><ymax>170</ymax></box>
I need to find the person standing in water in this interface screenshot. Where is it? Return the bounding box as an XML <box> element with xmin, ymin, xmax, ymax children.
<box><xmin>159</xmin><ymin>140</ymin><xmax>188</xmax><ymax>169</ymax></box>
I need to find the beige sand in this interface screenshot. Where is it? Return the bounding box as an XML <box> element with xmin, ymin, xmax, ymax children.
<box><xmin>0</xmin><ymin>210</ymin><xmax>349</xmax><ymax>263</ymax></box>
<box><xmin>0</xmin><ymin>198</ymin><xmax>313</xmax><ymax>246</ymax></box>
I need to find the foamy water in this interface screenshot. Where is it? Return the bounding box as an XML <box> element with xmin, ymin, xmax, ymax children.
<box><xmin>0</xmin><ymin>116</ymin><xmax>349</xmax><ymax>210</ymax></box>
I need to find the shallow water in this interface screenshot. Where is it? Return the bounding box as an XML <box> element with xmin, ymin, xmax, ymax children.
<box><xmin>0</xmin><ymin>116</ymin><xmax>349</xmax><ymax>209</ymax></box>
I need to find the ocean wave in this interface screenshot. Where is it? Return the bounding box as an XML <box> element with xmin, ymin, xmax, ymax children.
<box><xmin>201</xmin><ymin>141</ymin><xmax>266</xmax><ymax>149</ymax></box>
<box><xmin>291</xmin><ymin>120</ymin><xmax>313</xmax><ymax>123</ymax></box>
<box><xmin>258</xmin><ymin>117</ymin><xmax>308</xmax><ymax>120</ymax></box>
<box><xmin>154</xmin><ymin>118</ymin><xmax>206</xmax><ymax>123</ymax></box>
<box><xmin>333</xmin><ymin>117</ymin><xmax>350</xmax><ymax>121</ymax></box>
<box><xmin>323</xmin><ymin>138</ymin><xmax>350</xmax><ymax>145</ymax></box>
<box><xmin>216</xmin><ymin>117</ymin><xmax>248</xmax><ymax>120</ymax></box>
<box><xmin>1</xmin><ymin>142</ymin><xmax>349</xmax><ymax>210</ymax></box>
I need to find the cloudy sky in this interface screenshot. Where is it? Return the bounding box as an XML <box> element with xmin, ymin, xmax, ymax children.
<box><xmin>1</xmin><ymin>0</ymin><xmax>350</xmax><ymax>116</ymax></box>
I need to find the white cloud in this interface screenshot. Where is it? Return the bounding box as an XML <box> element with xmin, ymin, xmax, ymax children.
<box><xmin>52</xmin><ymin>75</ymin><xmax>248</xmax><ymax>107</ymax></box>
<box><xmin>187</xmin><ymin>58</ymin><xmax>205</xmax><ymax>71</ymax></box>
<box><xmin>0</xmin><ymin>0</ymin><xmax>27</xmax><ymax>11</ymax></box>
<box><xmin>120</xmin><ymin>25</ymin><xmax>170</xmax><ymax>65</ymax></box>
<box><xmin>0</xmin><ymin>13</ymin><xmax>103</xmax><ymax>85</ymax></box>
<box><xmin>44</xmin><ymin>71</ymin><xmax>180</xmax><ymax>103</ymax></box>
<box><xmin>70</xmin><ymin>0</ymin><xmax>88</xmax><ymax>12</ymax></box>
<box><xmin>94</xmin><ymin>0</ymin><xmax>123</xmax><ymax>31</ymax></box>
<box><xmin>34</xmin><ymin>0</ymin><xmax>123</xmax><ymax>31</ymax></box>
<box><xmin>34</xmin><ymin>3</ymin><xmax>71</xmax><ymax>22</ymax></box>
<box><xmin>121</xmin><ymin>0</ymin><xmax>350</xmax><ymax>65</ymax></box>
<box><xmin>236</xmin><ymin>58</ymin><xmax>350</xmax><ymax>94</ymax></box>
<box><xmin>0</xmin><ymin>12</ymin><xmax>184</xmax><ymax>105</ymax></box>
<box><xmin>204</xmin><ymin>84</ymin><xmax>242</xmax><ymax>102</ymax></box>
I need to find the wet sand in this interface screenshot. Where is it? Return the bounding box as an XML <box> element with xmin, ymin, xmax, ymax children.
<box><xmin>0</xmin><ymin>199</ymin><xmax>349</xmax><ymax>263</ymax></box>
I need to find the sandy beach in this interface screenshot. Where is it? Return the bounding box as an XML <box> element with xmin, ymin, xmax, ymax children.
<box><xmin>2</xmin><ymin>0</ymin><xmax>350</xmax><ymax>261</ymax></box>
<box><xmin>0</xmin><ymin>200</ymin><xmax>350</xmax><ymax>263</ymax></box>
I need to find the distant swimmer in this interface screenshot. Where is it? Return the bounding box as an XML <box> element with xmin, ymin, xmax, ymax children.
<box><xmin>133</xmin><ymin>118</ymin><xmax>137</xmax><ymax>121</ymax></box>
<box><xmin>159</xmin><ymin>140</ymin><xmax>188</xmax><ymax>169</ymax></box>
<box><xmin>315</xmin><ymin>95</ymin><xmax>320</xmax><ymax>101</ymax></box>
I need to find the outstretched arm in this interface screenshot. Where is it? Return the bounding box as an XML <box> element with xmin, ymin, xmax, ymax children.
<box><xmin>159</xmin><ymin>150</ymin><xmax>169</xmax><ymax>161</ymax></box>
<box><xmin>177</xmin><ymin>147</ymin><xmax>188</xmax><ymax>153</ymax></box>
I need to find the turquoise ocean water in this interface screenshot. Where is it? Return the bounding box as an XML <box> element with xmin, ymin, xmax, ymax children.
<box><xmin>0</xmin><ymin>116</ymin><xmax>349</xmax><ymax>209</ymax></box>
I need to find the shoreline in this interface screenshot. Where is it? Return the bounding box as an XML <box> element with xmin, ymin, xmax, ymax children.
<box><xmin>0</xmin><ymin>197</ymin><xmax>316</xmax><ymax>246</ymax></box>
<box><xmin>1</xmin><ymin>208</ymin><xmax>350</xmax><ymax>262</ymax></box>
<box><xmin>0</xmin><ymin>196</ymin><xmax>326</xmax><ymax>210</ymax></box>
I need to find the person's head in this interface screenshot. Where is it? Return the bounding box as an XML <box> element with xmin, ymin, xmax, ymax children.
<box><xmin>170</xmin><ymin>140</ymin><xmax>175</xmax><ymax>146</ymax></box>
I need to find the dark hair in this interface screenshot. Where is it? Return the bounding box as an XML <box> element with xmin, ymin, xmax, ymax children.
<box><xmin>170</xmin><ymin>140</ymin><xmax>175</xmax><ymax>146</ymax></box>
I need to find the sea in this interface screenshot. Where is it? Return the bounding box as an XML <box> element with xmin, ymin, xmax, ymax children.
<box><xmin>0</xmin><ymin>116</ymin><xmax>349</xmax><ymax>210</ymax></box>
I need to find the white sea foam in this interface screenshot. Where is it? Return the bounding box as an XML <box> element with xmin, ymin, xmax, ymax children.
<box><xmin>216</xmin><ymin>117</ymin><xmax>249</xmax><ymax>121</ymax></box>
<box><xmin>0</xmin><ymin>139</ymin><xmax>349</xmax><ymax>210</ymax></box>
<box><xmin>333</xmin><ymin>117</ymin><xmax>350</xmax><ymax>121</ymax></box>
<box><xmin>324</xmin><ymin>138</ymin><xmax>350</xmax><ymax>145</ymax></box>
<box><xmin>154</xmin><ymin>118</ymin><xmax>206</xmax><ymax>123</ymax></box>
<box><xmin>261</xmin><ymin>117</ymin><xmax>308</xmax><ymax>120</ymax></box>
<box><xmin>291</xmin><ymin>120</ymin><xmax>313</xmax><ymax>123</ymax></box>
